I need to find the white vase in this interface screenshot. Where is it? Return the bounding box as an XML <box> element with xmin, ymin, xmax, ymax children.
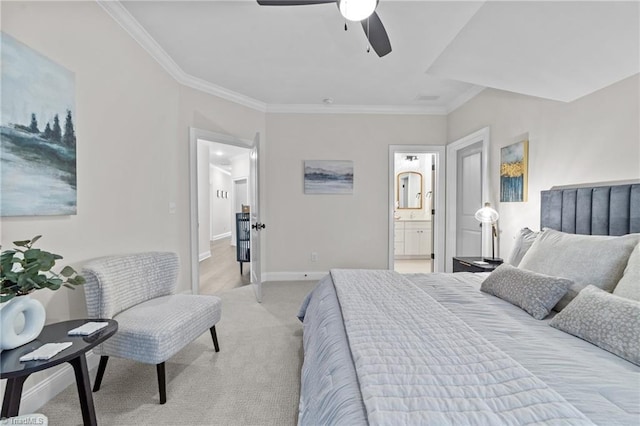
<box><xmin>0</xmin><ymin>295</ymin><xmax>46</xmax><ymax>351</ymax></box>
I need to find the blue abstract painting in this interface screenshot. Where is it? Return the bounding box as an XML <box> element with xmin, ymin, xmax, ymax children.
<box><xmin>304</xmin><ymin>160</ymin><xmax>353</xmax><ymax>194</ymax></box>
<box><xmin>500</xmin><ymin>140</ymin><xmax>528</xmax><ymax>202</ymax></box>
<box><xmin>1</xmin><ymin>33</ymin><xmax>77</xmax><ymax>216</ymax></box>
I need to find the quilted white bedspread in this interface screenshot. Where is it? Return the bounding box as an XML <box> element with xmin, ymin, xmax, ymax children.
<box><xmin>331</xmin><ymin>269</ymin><xmax>592</xmax><ymax>425</ymax></box>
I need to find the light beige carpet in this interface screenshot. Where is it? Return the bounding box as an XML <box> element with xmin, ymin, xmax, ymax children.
<box><xmin>38</xmin><ymin>281</ymin><xmax>316</xmax><ymax>426</ymax></box>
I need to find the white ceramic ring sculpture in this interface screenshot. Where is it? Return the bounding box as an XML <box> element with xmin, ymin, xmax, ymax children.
<box><xmin>0</xmin><ymin>296</ymin><xmax>46</xmax><ymax>350</ymax></box>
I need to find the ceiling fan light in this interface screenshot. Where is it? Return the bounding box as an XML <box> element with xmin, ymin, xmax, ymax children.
<box><xmin>339</xmin><ymin>0</ymin><xmax>376</xmax><ymax>22</ymax></box>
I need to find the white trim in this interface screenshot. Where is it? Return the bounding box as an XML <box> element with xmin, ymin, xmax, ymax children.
<box><xmin>262</xmin><ymin>272</ymin><xmax>327</xmax><ymax>282</ymax></box>
<box><xmin>19</xmin><ymin>351</ymin><xmax>100</xmax><ymax>415</ymax></box>
<box><xmin>97</xmin><ymin>1</ymin><xmax>267</xmax><ymax>113</ymax></box>
<box><xmin>445</xmin><ymin>127</ymin><xmax>491</xmax><ymax>272</ymax></box>
<box><xmin>388</xmin><ymin>145</ymin><xmax>446</xmax><ymax>273</ymax></box>
<box><xmin>199</xmin><ymin>251</ymin><xmax>211</xmax><ymax>262</ymax></box>
<box><xmin>266</xmin><ymin>104</ymin><xmax>447</xmax><ymax>115</ymax></box>
<box><xmin>212</xmin><ymin>165</ymin><xmax>231</xmax><ymax>176</ymax></box>
<box><xmin>190</xmin><ymin>128</ymin><xmax>254</xmax><ymax>296</ymax></box>
<box><xmin>211</xmin><ymin>232</ymin><xmax>231</xmax><ymax>242</ymax></box>
<box><xmin>97</xmin><ymin>1</ymin><xmax>468</xmax><ymax>117</ymax></box>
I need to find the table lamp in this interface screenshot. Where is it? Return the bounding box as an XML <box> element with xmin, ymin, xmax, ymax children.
<box><xmin>475</xmin><ymin>202</ymin><xmax>502</xmax><ymax>263</ymax></box>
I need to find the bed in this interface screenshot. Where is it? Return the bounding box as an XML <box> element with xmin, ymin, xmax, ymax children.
<box><xmin>297</xmin><ymin>183</ymin><xmax>640</xmax><ymax>425</ymax></box>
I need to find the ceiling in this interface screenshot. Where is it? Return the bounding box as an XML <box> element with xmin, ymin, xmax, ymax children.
<box><xmin>105</xmin><ymin>1</ymin><xmax>639</xmax><ymax>114</ymax></box>
<box><xmin>202</xmin><ymin>140</ymin><xmax>250</xmax><ymax>171</ymax></box>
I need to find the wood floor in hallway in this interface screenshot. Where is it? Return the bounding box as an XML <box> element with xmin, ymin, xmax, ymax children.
<box><xmin>199</xmin><ymin>237</ymin><xmax>250</xmax><ymax>295</ymax></box>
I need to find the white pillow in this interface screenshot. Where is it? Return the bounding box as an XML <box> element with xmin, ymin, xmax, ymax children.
<box><xmin>518</xmin><ymin>228</ymin><xmax>640</xmax><ymax>311</ymax></box>
<box><xmin>507</xmin><ymin>227</ymin><xmax>538</xmax><ymax>267</ymax></box>
<box><xmin>613</xmin><ymin>243</ymin><xmax>640</xmax><ymax>301</ymax></box>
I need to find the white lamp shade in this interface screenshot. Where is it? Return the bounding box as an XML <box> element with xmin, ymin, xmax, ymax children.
<box><xmin>339</xmin><ymin>0</ymin><xmax>377</xmax><ymax>22</ymax></box>
<box><xmin>475</xmin><ymin>202</ymin><xmax>499</xmax><ymax>223</ymax></box>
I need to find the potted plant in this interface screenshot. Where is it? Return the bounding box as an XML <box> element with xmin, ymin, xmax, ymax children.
<box><xmin>0</xmin><ymin>235</ymin><xmax>85</xmax><ymax>350</ymax></box>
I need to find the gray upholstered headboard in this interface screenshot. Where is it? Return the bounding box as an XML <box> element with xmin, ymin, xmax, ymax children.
<box><xmin>541</xmin><ymin>183</ymin><xmax>640</xmax><ymax>236</ymax></box>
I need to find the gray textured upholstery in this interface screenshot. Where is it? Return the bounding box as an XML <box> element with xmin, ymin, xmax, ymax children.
<box><xmin>614</xmin><ymin>243</ymin><xmax>640</xmax><ymax>301</ymax></box>
<box><xmin>550</xmin><ymin>285</ymin><xmax>640</xmax><ymax>366</ymax></box>
<box><xmin>541</xmin><ymin>184</ymin><xmax>640</xmax><ymax>236</ymax></box>
<box><xmin>481</xmin><ymin>264</ymin><xmax>571</xmax><ymax>320</ymax></box>
<box><xmin>83</xmin><ymin>252</ymin><xmax>221</xmax><ymax>364</ymax></box>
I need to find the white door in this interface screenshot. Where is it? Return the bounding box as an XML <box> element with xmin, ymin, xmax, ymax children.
<box><xmin>249</xmin><ymin>133</ymin><xmax>264</xmax><ymax>302</ymax></box>
<box><xmin>456</xmin><ymin>142</ymin><xmax>483</xmax><ymax>256</ymax></box>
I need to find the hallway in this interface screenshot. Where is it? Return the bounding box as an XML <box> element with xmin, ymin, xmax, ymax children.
<box><xmin>199</xmin><ymin>237</ymin><xmax>250</xmax><ymax>295</ymax></box>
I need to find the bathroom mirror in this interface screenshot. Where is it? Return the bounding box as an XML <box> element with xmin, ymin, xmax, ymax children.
<box><xmin>397</xmin><ymin>172</ymin><xmax>422</xmax><ymax>209</ymax></box>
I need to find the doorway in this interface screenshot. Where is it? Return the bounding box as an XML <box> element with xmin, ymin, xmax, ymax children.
<box><xmin>445</xmin><ymin>127</ymin><xmax>490</xmax><ymax>271</ymax></box>
<box><xmin>388</xmin><ymin>145</ymin><xmax>446</xmax><ymax>272</ymax></box>
<box><xmin>189</xmin><ymin>128</ymin><xmax>256</xmax><ymax>296</ymax></box>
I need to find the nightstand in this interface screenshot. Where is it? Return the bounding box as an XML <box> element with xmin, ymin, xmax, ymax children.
<box><xmin>452</xmin><ymin>257</ymin><xmax>502</xmax><ymax>273</ymax></box>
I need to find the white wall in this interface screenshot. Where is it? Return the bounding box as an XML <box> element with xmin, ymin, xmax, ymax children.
<box><xmin>197</xmin><ymin>140</ymin><xmax>211</xmax><ymax>259</ymax></box>
<box><xmin>3</xmin><ymin>0</ymin><xmax>638</xmax><ymax>407</ymax></box>
<box><xmin>177</xmin><ymin>87</ymin><xmax>267</xmax><ymax>287</ymax></box>
<box><xmin>265</xmin><ymin>113</ymin><xmax>446</xmax><ymax>277</ymax></box>
<box><xmin>0</xmin><ymin>1</ymin><xmax>266</xmax><ymax>401</ymax></box>
<box><xmin>210</xmin><ymin>166</ymin><xmax>231</xmax><ymax>239</ymax></box>
<box><xmin>447</xmin><ymin>74</ymin><xmax>640</xmax><ymax>259</ymax></box>
<box><xmin>230</xmin><ymin>153</ymin><xmax>250</xmax><ymax>245</ymax></box>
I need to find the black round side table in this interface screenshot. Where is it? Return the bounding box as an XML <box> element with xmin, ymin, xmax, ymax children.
<box><xmin>1</xmin><ymin>319</ymin><xmax>117</xmax><ymax>425</ymax></box>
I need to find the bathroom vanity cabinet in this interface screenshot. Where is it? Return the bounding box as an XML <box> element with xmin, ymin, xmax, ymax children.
<box><xmin>394</xmin><ymin>220</ymin><xmax>432</xmax><ymax>258</ymax></box>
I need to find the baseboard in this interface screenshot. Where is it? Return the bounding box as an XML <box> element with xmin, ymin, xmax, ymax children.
<box><xmin>211</xmin><ymin>232</ymin><xmax>231</xmax><ymax>241</ymax></box>
<box><xmin>262</xmin><ymin>271</ymin><xmax>327</xmax><ymax>282</ymax></box>
<box><xmin>19</xmin><ymin>350</ymin><xmax>100</xmax><ymax>415</ymax></box>
<box><xmin>199</xmin><ymin>251</ymin><xmax>211</xmax><ymax>262</ymax></box>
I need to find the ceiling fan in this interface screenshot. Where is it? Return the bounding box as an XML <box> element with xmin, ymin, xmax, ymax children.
<box><xmin>256</xmin><ymin>0</ymin><xmax>392</xmax><ymax>57</ymax></box>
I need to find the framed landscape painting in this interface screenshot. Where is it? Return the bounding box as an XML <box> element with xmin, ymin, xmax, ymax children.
<box><xmin>1</xmin><ymin>33</ymin><xmax>77</xmax><ymax>216</ymax></box>
<box><xmin>304</xmin><ymin>160</ymin><xmax>353</xmax><ymax>194</ymax></box>
<box><xmin>500</xmin><ymin>139</ymin><xmax>528</xmax><ymax>202</ymax></box>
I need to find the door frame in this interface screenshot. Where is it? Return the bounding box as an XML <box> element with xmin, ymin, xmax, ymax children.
<box><xmin>230</xmin><ymin>176</ymin><xmax>249</xmax><ymax>246</ymax></box>
<box><xmin>388</xmin><ymin>145</ymin><xmax>446</xmax><ymax>272</ymax></box>
<box><xmin>189</xmin><ymin>127</ymin><xmax>254</xmax><ymax>295</ymax></box>
<box><xmin>445</xmin><ymin>127</ymin><xmax>490</xmax><ymax>272</ymax></box>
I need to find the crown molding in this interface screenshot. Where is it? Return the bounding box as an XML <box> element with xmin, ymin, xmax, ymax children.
<box><xmin>97</xmin><ymin>0</ymin><xmax>267</xmax><ymax>112</ymax></box>
<box><xmin>266</xmin><ymin>104</ymin><xmax>447</xmax><ymax>115</ymax></box>
<box><xmin>98</xmin><ymin>1</ymin><xmax>477</xmax><ymax>116</ymax></box>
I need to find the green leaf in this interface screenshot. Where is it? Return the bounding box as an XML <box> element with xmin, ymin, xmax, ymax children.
<box><xmin>60</xmin><ymin>265</ymin><xmax>76</xmax><ymax>277</ymax></box>
<box><xmin>13</xmin><ymin>239</ymin><xmax>31</xmax><ymax>247</ymax></box>
<box><xmin>23</xmin><ymin>249</ymin><xmax>42</xmax><ymax>260</ymax></box>
<box><xmin>67</xmin><ymin>275</ymin><xmax>85</xmax><ymax>286</ymax></box>
<box><xmin>0</xmin><ymin>294</ymin><xmax>16</xmax><ymax>303</ymax></box>
<box><xmin>1</xmin><ymin>236</ymin><xmax>84</xmax><ymax>296</ymax></box>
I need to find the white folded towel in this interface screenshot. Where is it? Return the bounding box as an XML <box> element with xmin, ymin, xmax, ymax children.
<box><xmin>19</xmin><ymin>342</ymin><xmax>73</xmax><ymax>362</ymax></box>
<box><xmin>67</xmin><ymin>321</ymin><xmax>109</xmax><ymax>336</ymax></box>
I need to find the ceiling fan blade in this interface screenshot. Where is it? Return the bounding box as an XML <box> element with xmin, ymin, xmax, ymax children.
<box><xmin>257</xmin><ymin>0</ymin><xmax>336</xmax><ymax>5</ymax></box>
<box><xmin>361</xmin><ymin>11</ymin><xmax>392</xmax><ymax>57</ymax></box>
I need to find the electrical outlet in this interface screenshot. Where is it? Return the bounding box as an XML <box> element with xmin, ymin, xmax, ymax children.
<box><xmin>311</xmin><ymin>252</ymin><xmax>318</xmax><ymax>262</ymax></box>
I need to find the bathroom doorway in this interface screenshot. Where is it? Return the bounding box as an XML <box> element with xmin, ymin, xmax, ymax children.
<box><xmin>388</xmin><ymin>145</ymin><xmax>446</xmax><ymax>273</ymax></box>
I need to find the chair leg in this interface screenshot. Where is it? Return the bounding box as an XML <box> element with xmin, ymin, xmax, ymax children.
<box><xmin>156</xmin><ymin>363</ymin><xmax>167</xmax><ymax>404</ymax></box>
<box><xmin>93</xmin><ymin>356</ymin><xmax>109</xmax><ymax>392</ymax></box>
<box><xmin>210</xmin><ymin>326</ymin><xmax>220</xmax><ymax>352</ymax></box>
